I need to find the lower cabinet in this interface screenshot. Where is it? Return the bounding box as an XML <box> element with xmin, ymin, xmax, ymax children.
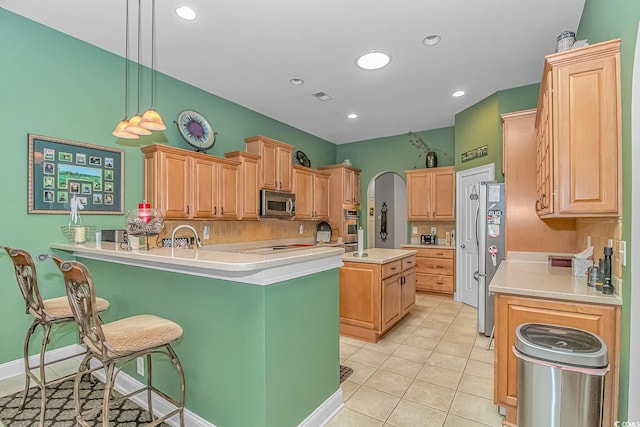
<box><xmin>494</xmin><ymin>293</ymin><xmax>620</xmax><ymax>427</ymax></box>
<box><xmin>340</xmin><ymin>254</ymin><xmax>416</xmax><ymax>342</ymax></box>
<box><xmin>414</xmin><ymin>247</ymin><xmax>455</xmax><ymax>294</ymax></box>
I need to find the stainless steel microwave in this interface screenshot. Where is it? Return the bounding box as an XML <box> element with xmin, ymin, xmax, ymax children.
<box><xmin>260</xmin><ymin>190</ymin><xmax>296</xmax><ymax>218</ymax></box>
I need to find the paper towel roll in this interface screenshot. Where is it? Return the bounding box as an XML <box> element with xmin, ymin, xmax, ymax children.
<box><xmin>357</xmin><ymin>228</ymin><xmax>363</xmax><ymax>256</ymax></box>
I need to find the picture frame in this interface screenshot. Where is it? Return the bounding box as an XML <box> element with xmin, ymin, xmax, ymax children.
<box><xmin>28</xmin><ymin>134</ymin><xmax>124</xmax><ymax>214</ymax></box>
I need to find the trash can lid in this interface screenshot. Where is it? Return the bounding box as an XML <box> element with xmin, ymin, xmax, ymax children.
<box><xmin>515</xmin><ymin>323</ymin><xmax>608</xmax><ymax>368</ymax></box>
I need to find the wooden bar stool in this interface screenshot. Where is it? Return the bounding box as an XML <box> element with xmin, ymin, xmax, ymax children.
<box><xmin>49</xmin><ymin>257</ymin><xmax>186</xmax><ymax>427</ymax></box>
<box><xmin>1</xmin><ymin>246</ymin><xmax>110</xmax><ymax>426</ymax></box>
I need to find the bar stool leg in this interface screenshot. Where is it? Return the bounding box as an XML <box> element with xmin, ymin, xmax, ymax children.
<box><xmin>146</xmin><ymin>353</ymin><xmax>154</xmax><ymax>422</ymax></box>
<box><xmin>38</xmin><ymin>323</ymin><xmax>53</xmax><ymax>427</ymax></box>
<box><xmin>19</xmin><ymin>320</ymin><xmax>38</xmax><ymax>410</ymax></box>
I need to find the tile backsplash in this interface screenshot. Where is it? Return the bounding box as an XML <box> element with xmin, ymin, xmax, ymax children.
<box><xmin>575</xmin><ymin>218</ymin><xmax>623</xmax><ymax>279</ymax></box>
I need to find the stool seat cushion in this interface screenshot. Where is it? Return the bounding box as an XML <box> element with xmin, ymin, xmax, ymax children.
<box><xmin>88</xmin><ymin>314</ymin><xmax>183</xmax><ymax>357</ymax></box>
<box><xmin>38</xmin><ymin>296</ymin><xmax>110</xmax><ymax>320</ymax></box>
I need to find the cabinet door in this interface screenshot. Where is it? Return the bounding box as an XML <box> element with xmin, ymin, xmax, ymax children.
<box><xmin>293</xmin><ymin>167</ymin><xmax>314</xmax><ymax>219</ymax></box>
<box><xmin>339</xmin><ymin>262</ymin><xmax>380</xmax><ymax>330</ymax></box>
<box><xmin>192</xmin><ymin>157</ymin><xmax>217</xmax><ymax>219</ymax></box>
<box><xmin>495</xmin><ymin>294</ymin><xmax>619</xmax><ymax>427</ymax></box>
<box><xmin>240</xmin><ymin>157</ymin><xmax>259</xmax><ymax>219</ymax></box>
<box><xmin>260</xmin><ymin>141</ymin><xmax>278</xmax><ymax>190</ymax></box>
<box><xmin>381</xmin><ymin>275</ymin><xmax>402</xmax><ymax>332</ymax></box>
<box><xmin>314</xmin><ymin>172</ymin><xmax>330</xmax><ymax>219</ymax></box>
<box><xmin>342</xmin><ymin>169</ymin><xmax>354</xmax><ymax>204</ymax></box>
<box><xmin>277</xmin><ymin>145</ymin><xmax>293</xmax><ymax>192</ymax></box>
<box><xmin>352</xmin><ymin>170</ymin><xmax>361</xmax><ymax>205</ymax></box>
<box><xmin>218</xmin><ymin>161</ymin><xmax>239</xmax><ymax>219</ymax></box>
<box><xmin>554</xmin><ymin>54</ymin><xmax>620</xmax><ymax>215</ymax></box>
<box><xmin>401</xmin><ymin>267</ymin><xmax>416</xmax><ymax>314</ymax></box>
<box><xmin>160</xmin><ymin>152</ymin><xmax>191</xmax><ymax>218</ymax></box>
<box><xmin>536</xmin><ymin>74</ymin><xmax>553</xmax><ymax>215</ymax></box>
<box><xmin>406</xmin><ymin>170</ymin><xmax>431</xmax><ymax>220</ymax></box>
<box><xmin>431</xmin><ymin>168</ymin><xmax>455</xmax><ymax>219</ymax></box>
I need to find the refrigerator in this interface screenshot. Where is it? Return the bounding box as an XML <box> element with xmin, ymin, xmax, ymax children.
<box><xmin>476</xmin><ymin>182</ymin><xmax>506</xmax><ymax>337</ymax></box>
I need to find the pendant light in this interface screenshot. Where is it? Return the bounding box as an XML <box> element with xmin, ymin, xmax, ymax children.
<box><xmin>140</xmin><ymin>0</ymin><xmax>166</xmax><ymax>130</ymax></box>
<box><xmin>112</xmin><ymin>0</ymin><xmax>138</xmax><ymax>139</ymax></box>
<box><xmin>125</xmin><ymin>0</ymin><xmax>152</xmax><ymax>136</ymax></box>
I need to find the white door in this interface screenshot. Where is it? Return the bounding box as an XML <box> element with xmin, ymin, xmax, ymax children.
<box><xmin>455</xmin><ymin>164</ymin><xmax>495</xmax><ymax>307</ymax></box>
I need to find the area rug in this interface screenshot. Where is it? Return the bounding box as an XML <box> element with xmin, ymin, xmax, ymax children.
<box><xmin>0</xmin><ymin>377</ymin><xmax>168</xmax><ymax>426</ymax></box>
<box><xmin>339</xmin><ymin>365</ymin><xmax>353</xmax><ymax>383</ymax></box>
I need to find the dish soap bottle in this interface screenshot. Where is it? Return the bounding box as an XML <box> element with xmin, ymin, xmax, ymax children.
<box><xmin>602</xmin><ymin>247</ymin><xmax>614</xmax><ymax>295</ymax></box>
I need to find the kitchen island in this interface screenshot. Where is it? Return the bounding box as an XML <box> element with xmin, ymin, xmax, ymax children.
<box><xmin>51</xmin><ymin>241</ymin><xmax>345</xmax><ymax>427</ymax></box>
<box><xmin>339</xmin><ymin>248</ymin><xmax>417</xmax><ymax>342</ymax></box>
<box><xmin>489</xmin><ymin>256</ymin><xmax>621</xmax><ymax>427</ymax></box>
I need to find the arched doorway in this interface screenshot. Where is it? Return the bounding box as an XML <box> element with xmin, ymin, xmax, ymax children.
<box><xmin>366</xmin><ymin>171</ymin><xmax>407</xmax><ymax>249</ymax></box>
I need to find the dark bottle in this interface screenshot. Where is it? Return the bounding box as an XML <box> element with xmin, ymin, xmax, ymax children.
<box><xmin>602</xmin><ymin>247</ymin><xmax>614</xmax><ymax>295</ymax></box>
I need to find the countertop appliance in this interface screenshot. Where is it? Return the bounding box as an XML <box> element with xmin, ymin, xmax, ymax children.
<box><xmin>476</xmin><ymin>182</ymin><xmax>505</xmax><ymax>337</ymax></box>
<box><xmin>260</xmin><ymin>190</ymin><xmax>295</xmax><ymax>218</ymax></box>
<box><xmin>342</xmin><ymin>208</ymin><xmax>359</xmax><ymax>244</ymax></box>
<box><xmin>420</xmin><ymin>234</ymin><xmax>438</xmax><ymax>245</ymax></box>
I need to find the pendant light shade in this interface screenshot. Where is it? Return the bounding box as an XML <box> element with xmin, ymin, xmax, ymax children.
<box><xmin>112</xmin><ymin>0</ymin><xmax>139</xmax><ymax>139</ymax></box>
<box><xmin>140</xmin><ymin>0</ymin><xmax>166</xmax><ymax>131</ymax></box>
<box><xmin>140</xmin><ymin>108</ymin><xmax>166</xmax><ymax>130</ymax></box>
<box><xmin>125</xmin><ymin>113</ymin><xmax>152</xmax><ymax>135</ymax></box>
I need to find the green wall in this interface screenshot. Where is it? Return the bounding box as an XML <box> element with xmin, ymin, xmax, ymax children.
<box><xmin>577</xmin><ymin>0</ymin><xmax>640</xmax><ymax>420</ymax></box>
<box><xmin>0</xmin><ymin>8</ymin><xmax>336</xmax><ymax>366</ymax></box>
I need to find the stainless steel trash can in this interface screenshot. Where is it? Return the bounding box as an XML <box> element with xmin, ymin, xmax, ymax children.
<box><xmin>513</xmin><ymin>323</ymin><xmax>609</xmax><ymax>427</ymax></box>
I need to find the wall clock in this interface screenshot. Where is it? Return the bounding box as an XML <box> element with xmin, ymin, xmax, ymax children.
<box><xmin>175</xmin><ymin>110</ymin><xmax>217</xmax><ymax>153</ymax></box>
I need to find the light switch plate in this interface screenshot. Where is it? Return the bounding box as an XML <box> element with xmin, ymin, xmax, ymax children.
<box><xmin>431</xmin><ymin>227</ymin><xmax>437</xmax><ymax>235</ymax></box>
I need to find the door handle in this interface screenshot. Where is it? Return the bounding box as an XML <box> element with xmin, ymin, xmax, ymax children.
<box><xmin>473</xmin><ymin>270</ymin><xmax>479</xmax><ymax>282</ymax></box>
<box><xmin>460</xmin><ymin>243</ymin><xmax>466</xmax><ymax>248</ymax></box>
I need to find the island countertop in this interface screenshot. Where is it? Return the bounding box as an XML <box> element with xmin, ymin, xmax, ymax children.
<box><xmin>401</xmin><ymin>243</ymin><xmax>456</xmax><ymax>250</ymax></box>
<box><xmin>342</xmin><ymin>248</ymin><xmax>417</xmax><ymax>264</ymax></box>
<box><xmin>488</xmin><ymin>259</ymin><xmax>622</xmax><ymax>306</ymax></box>
<box><xmin>51</xmin><ymin>241</ymin><xmax>344</xmax><ymax>286</ymax></box>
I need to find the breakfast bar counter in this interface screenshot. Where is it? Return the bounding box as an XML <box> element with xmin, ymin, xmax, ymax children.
<box><xmin>51</xmin><ymin>241</ymin><xmax>344</xmax><ymax>427</ymax></box>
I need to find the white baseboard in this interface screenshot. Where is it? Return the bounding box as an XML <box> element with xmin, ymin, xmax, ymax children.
<box><xmin>0</xmin><ymin>344</ymin><xmax>343</xmax><ymax>427</ymax></box>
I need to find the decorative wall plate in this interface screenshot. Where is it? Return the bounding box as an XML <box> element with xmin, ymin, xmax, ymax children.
<box><xmin>296</xmin><ymin>150</ymin><xmax>311</xmax><ymax>167</ymax></box>
<box><xmin>175</xmin><ymin>110</ymin><xmax>216</xmax><ymax>152</ymax></box>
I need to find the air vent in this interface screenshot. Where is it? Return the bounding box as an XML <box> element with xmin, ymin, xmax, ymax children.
<box><xmin>312</xmin><ymin>91</ymin><xmax>333</xmax><ymax>101</ymax></box>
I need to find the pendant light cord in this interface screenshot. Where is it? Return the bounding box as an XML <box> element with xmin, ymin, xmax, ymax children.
<box><xmin>123</xmin><ymin>0</ymin><xmax>130</xmax><ymax>120</ymax></box>
<box><xmin>150</xmin><ymin>0</ymin><xmax>156</xmax><ymax>108</ymax></box>
<box><xmin>136</xmin><ymin>0</ymin><xmax>143</xmax><ymax>115</ymax></box>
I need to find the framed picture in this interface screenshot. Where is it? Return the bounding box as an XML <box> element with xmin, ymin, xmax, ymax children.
<box><xmin>28</xmin><ymin>134</ymin><xmax>124</xmax><ymax>214</ymax></box>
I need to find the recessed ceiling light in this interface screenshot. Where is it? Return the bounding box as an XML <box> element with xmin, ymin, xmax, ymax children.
<box><xmin>289</xmin><ymin>78</ymin><xmax>304</xmax><ymax>86</ymax></box>
<box><xmin>347</xmin><ymin>113</ymin><xmax>358</xmax><ymax>119</ymax></box>
<box><xmin>422</xmin><ymin>35</ymin><xmax>442</xmax><ymax>46</ymax></box>
<box><xmin>452</xmin><ymin>90</ymin><xmax>466</xmax><ymax>97</ymax></box>
<box><xmin>355</xmin><ymin>51</ymin><xmax>391</xmax><ymax>70</ymax></box>
<box><xmin>176</xmin><ymin>6</ymin><xmax>197</xmax><ymax>21</ymax></box>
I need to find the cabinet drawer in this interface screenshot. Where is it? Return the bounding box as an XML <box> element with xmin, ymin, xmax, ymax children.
<box><xmin>416</xmin><ymin>274</ymin><xmax>454</xmax><ymax>293</ymax></box>
<box><xmin>415</xmin><ymin>248</ymin><xmax>454</xmax><ymax>259</ymax></box>
<box><xmin>382</xmin><ymin>260</ymin><xmax>402</xmax><ymax>279</ymax></box>
<box><xmin>415</xmin><ymin>258</ymin><xmax>454</xmax><ymax>275</ymax></box>
<box><xmin>402</xmin><ymin>255</ymin><xmax>416</xmax><ymax>271</ymax></box>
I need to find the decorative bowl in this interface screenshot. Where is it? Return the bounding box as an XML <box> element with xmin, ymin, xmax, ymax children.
<box><xmin>61</xmin><ymin>225</ymin><xmax>97</xmax><ymax>243</ymax></box>
<box><xmin>125</xmin><ymin>208</ymin><xmax>164</xmax><ymax>236</ymax></box>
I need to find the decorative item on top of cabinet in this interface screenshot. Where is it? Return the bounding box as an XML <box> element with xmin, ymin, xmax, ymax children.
<box><xmin>292</xmin><ymin>165</ymin><xmax>330</xmax><ymax>220</ymax></box>
<box><xmin>534</xmin><ymin>39</ymin><xmax>621</xmax><ymax>217</ymax></box>
<box><xmin>414</xmin><ymin>247</ymin><xmax>455</xmax><ymax>294</ymax></box>
<box><xmin>406</xmin><ymin>166</ymin><xmax>455</xmax><ymax>221</ymax></box>
<box><xmin>142</xmin><ymin>144</ymin><xmax>239</xmax><ymax>220</ymax></box>
<box><xmin>224</xmin><ymin>151</ymin><xmax>260</xmax><ymax>220</ymax></box>
<box><xmin>339</xmin><ymin>254</ymin><xmax>415</xmax><ymax>343</ymax></box>
<box><xmin>494</xmin><ymin>293</ymin><xmax>620</xmax><ymax>427</ymax></box>
<box><xmin>244</xmin><ymin>135</ymin><xmax>294</xmax><ymax>192</ymax></box>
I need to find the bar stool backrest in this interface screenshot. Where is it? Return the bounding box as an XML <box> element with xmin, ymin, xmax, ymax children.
<box><xmin>3</xmin><ymin>247</ymin><xmax>49</xmax><ymax>321</ymax></box>
<box><xmin>52</xmin><ymin>258</ymin><xmax>111</xmax><ymax>359</ymax></box>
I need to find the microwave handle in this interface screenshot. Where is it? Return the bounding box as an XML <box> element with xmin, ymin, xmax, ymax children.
<box><xmin>286</xmin><ymin>198</ymin><xmax>295</xmax><ymax>214</ymax></box>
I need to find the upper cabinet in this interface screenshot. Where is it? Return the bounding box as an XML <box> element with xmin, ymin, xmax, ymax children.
<box><xmin>292</xmin><ymin>165</ymin><xmax>330</xmax><ymax>220</ymax></box>
<box><xmin>224</xmin><ymin>151</ymin><xmax>260</xmax><ymax>220</ymax></box>
<box><xmin>318</xmin><ymin>164</ymin><xmax>361</xmax><ymax>206</ymax></box>
<box><xmin>406</xmin><ymin>166</ymin><xmax>455</xmax><ymax>221</ymax></box>
<box><xmin>244</xmin><ymin>135</ymin><xmax>294</xmax><ymax>192</ymax></box>
<box><xmin>535</xmin><ymin>39</ymin><xmax>621</xmax><ymax>217</ymax></box>
<box><xmin>142</xmin><ymin>144</ymin><xmax>239</xmax><ymax>220</ymax></box>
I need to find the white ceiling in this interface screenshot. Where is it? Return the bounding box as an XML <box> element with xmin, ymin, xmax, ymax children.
<box><xmin>1</xmin><ymin>0</ymin><xmax>585</xmax><ymax>145</ymax></box>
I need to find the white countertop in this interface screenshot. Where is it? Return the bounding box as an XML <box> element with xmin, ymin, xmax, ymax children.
<box><xmin>488</xmin><ymin>259</ymin><xmax>622</xmax><ymax>306</ymax></box>
<box><xmin>51</xmin><ymin>241</ymin><xmax>344</xmax><ymax>286</ymax></box>
<box><xmin>342</xmin><ymin>248</ymin><xmax>417</xmax><ymax>264</ymax></box>
<box><xmin>401</xmin><ymin>244</ymin><xmax>456</xmax><ymax>250</ymax></box>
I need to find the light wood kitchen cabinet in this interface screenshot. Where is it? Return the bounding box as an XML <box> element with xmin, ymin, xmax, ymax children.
<box><xmin>494</xmin><ymin>294</ymin><xmax>620</xmax><ymax>427</ymax></box>
<box><xmin>414</xmin><ymin>247</ymin><xmax>455</xmax><ymax>294</ymax></box>
<box><xmin>244</xmin><ymin>135</ymin><xmax>294</xmax><ymax>192</ymax></box>
<box><xmin>142</xmin><ymin>144</ymin><xmax>240</xmax><ymax>220</ymax></box>
<box><xmin>317</xmin><ymin>164</ymin><xmax>361</xmax><ymax>206</ymax></box>
<box><xmin>406</xmin><ymin>167</ymin><xmax>455</xmax><ymax>220</ymax></box>
<box><xmin>534</xmin><ymin>39</ymin><xmax>621</xmax><ymax>217</ymax></box>
<box><xmin>292</xmin><ymin>165</ymin><xmax>329</xmax><ymax>220</ymax></box>
<box><xmin>224</xmin><ymin>151</ymin><xmax>260</xmax><ymax>220</ymax></box>
<box><xmin>340</xmin><ymin>254</ymin><xmax>416</xmax><ymax>343</ymax></box>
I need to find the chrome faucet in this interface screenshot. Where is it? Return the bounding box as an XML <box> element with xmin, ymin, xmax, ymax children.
<box><xmin>171</xmin><ymin>225</ymin><xmax>203</xmax><ymax>248</ymax></box>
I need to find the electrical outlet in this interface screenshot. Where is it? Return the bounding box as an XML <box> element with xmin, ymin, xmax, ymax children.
<box><xmin>203</xmin><ymin>225</ymin><xmax>210</xmax><ymax>240</ymax></box>
<box><xmin>412</xmin><ymin>227</ymin><xmax>418</xmax><ymax>234</ymax></box>
<box><xmin>431</xmin><ymin>227</ymin><xmax>437</xmax><ymax>235</ymax></box>
<box><xmin>620</xmin><ymin>240</ymin><xmax>627</xmax><ymax>266</ymax></box>
<box><xmin>137</xmin><ymin>357</ymin><xmax>144</xmax><ymax>376</ymax></box>
<box><xmin>299</xmin><ymin>224</ymin><xmax>304</xmax><ymax>235</ymax></box>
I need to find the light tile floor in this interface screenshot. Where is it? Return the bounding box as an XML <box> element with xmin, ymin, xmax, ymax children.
<box><xmin>328</xmin><ymin>293</ymin><xmax>504</xmax><ymax>427</ymax></box>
